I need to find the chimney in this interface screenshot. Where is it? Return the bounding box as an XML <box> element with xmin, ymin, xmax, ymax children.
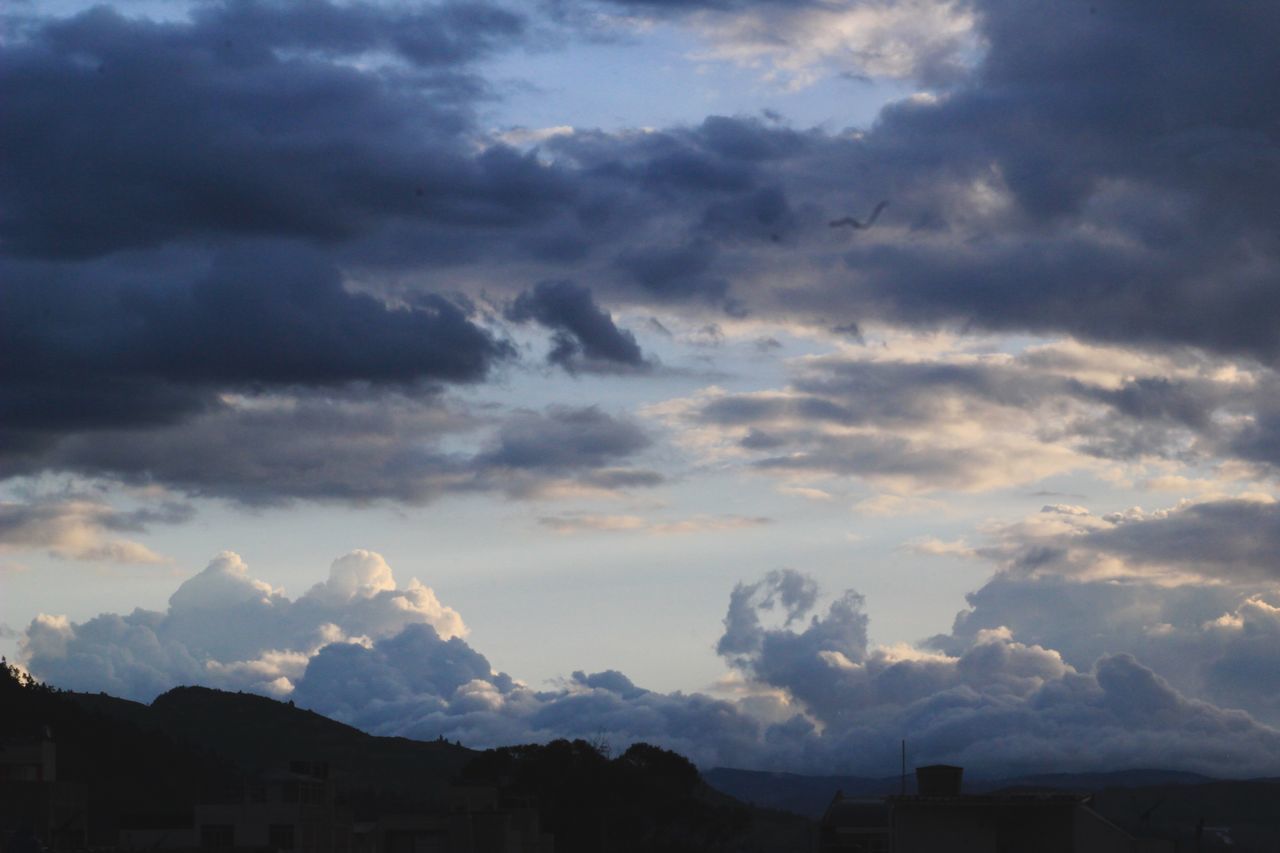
<box><xmin>915</xmin><ymin>764</ymin><xmax>963</xmax><ymax>797</ymax></box>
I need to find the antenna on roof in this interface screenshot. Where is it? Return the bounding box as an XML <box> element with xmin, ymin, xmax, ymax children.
<box><xmin>900</xmin><ymin>739</ymin><xmax>906</xmax><ymax>796</ymax></box>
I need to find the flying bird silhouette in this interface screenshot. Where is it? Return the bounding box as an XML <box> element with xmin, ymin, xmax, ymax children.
<box><xmin>829</xmin><ymin>200</ymin><xmax>889</xmax><ymax>230</ymax></box>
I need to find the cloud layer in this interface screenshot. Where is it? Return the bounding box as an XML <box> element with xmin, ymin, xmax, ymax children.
<box><xmin>5</xmin><ymin>0</ymin><xmax>1280</xmax><ymax>507</ymax></box>
<box><xmin>24</xmin><ymin>549</ymin><xmax>1280</xmax><ymax>777</ymax></box>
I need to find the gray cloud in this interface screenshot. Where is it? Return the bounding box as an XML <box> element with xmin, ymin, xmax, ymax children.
<box><xmin>660</xmin><ymin>344</ymin><xmax>1280</xmax><ymax>493</ymax></box>
<box><xmin>476</xmin><ymin>405</ymin><xmax>652</xmax><ymax>475</ymax></box>
<box><xmin>1086</xmin><ymin>500</ymin><xmax>1280</xmax><ymax>581</ymax></box>
<box><xmin>967</xmin><ymin>499</ymin><xmax>1280</xmax><ymax>586</ymax></box>
<box><xmin>613</xmin><ymin>240</ymin><xmax>729</xmax><ymax>304</ymax></box>
<box><xmin>921</xmin><ymin>499</ymin><xmax>1280</xmax><ymax>725</ymax></box>
<box><xmin>704</xmin><ymin>569</ymin><xmax>1280</xmax><ymax>776</ymax></box>
<box><xmin>3</xmin><ymin>397</ymin><xmax>658</xmax><ymax>507</ymax></box>
<box><xmin>932</xmin><ymin>571</ymin><xmax>1280</xmax><ymax>726</ymax></box>
<box><xmin>3</xmin><ymin>395</ymin><xmax>475</xmax><ymax>507</ymax></box>
<box><xmin>507</xmin><ymin>280</ymin><xmax>649</xmax><ymax>373</ymax></box>
<box><xmin>188</xmin><ymin>0</ymin><xmax>526</xmax><ymax>68</ymax></box>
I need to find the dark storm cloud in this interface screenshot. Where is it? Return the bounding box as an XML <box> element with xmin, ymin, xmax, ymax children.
<box><xmin>538</xmin><ymin>117</ymin><xmax>816</xmax><ymax>303</ymax></box>
<box><xmin>0</xmin><ymin>1</ymin><xmax>545</xmax><ymax>499</ymax></box>
<box><xmin>506</xmin><ymin>280</ymin><xmax>649</xmax><ymax>372</ymax></box>
<box><xmin>7</xmin><ymin>0</ymin><xmax>1280</xmax><ymax>358</ymax></box>
<box><xmin>799</xmin><ymin>0</ymin><xmax>1280</xmax><ymax>359</ymax></box>
<box><xmin>0</xmin><ymin>9</ymin><xmax>820</xmax><ymax>509</ymax></box>
<box><xmin>7</xmin><ymin>0</ymin><xmax>1280</xmax><ymax>506</ymax></box>
<box><xmin>546</xmin><ymin>1</ymin><xmax>1280</xmax><ymax>360</ymax></box>
<box><xmin>10</xmin><ymin>247</ymin><xmax>505</xmax><ymax>385</ymax></box>
<box><xmin>0</xmin><ymin>245</ymin><xmax>511</xmax><ymax>460</ymax></box>
<box><xmin>0</xmin><ymin>5</ymin><xmax>562</xmax><ymax>259</ymax></box>
<box><xmin>613</xmin><ymin>241</ymin><xmax>729</xmax><ymax>302</ymax></box>
<box><xmin>699</xmin><ymin>187</ymin><xmax>797</xmax><ymax>245</ymax></box>
<box><xmin>189</xmin><ymin>0</ymin><xmax>525</xmax><ymax>67</ymax></box>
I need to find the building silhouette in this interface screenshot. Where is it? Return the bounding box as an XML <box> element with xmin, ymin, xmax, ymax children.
<box><xmin>356</xmin><ymin>787</ymin><xmax>553</xmax><ymax>853</ymax></box>
<box><xmin>820</xmin><ymin>766</ymin><xmax>1177</xmax><ymax>853</ymax></box>
<box><xmin>0</xmin><ymin>730</ymin><xmax>88</xmax><ymax>853</ymax></box>
<box><xmin>818</xmin><ymin>794</ymin><xmax>889</xmax><ymax>852</ymax></box>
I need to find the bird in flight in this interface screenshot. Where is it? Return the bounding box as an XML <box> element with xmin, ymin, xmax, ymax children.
<box><xmin>830</xmin><ymin>200</ymin><xmax>889</xmax><ymax>230</ymax></box>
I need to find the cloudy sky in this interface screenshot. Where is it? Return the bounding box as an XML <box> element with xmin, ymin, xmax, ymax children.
<box><xmin>5</xmin><ymin>0</ymin><xmax>1280</xmax><ymax>777</ymax></box>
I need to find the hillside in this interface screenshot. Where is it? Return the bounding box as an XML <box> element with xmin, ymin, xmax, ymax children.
<box><xmin>71</xmin><ymin>687</ymin><xmax>474</xmax><ymax>814</ymax></box>
<box><xmin>2</xmin><ymin>664</ymin><xmax>811</xmax><ymax>851</ymax></box>
<box><xmin>1</xmin><ymin>665</ymin><xmax>241</xmax><ymax>844</ymax></box>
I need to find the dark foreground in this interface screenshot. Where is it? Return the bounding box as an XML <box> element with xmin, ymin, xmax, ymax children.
<box><xmin>4</xmin><ymin>663</ymin><xmax>1279</xmax><ymax>852</ymax></box>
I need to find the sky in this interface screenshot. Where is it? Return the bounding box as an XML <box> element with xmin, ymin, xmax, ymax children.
<box><xmin>4</xmin><ymin>0</ymin><xmax>1280</xmax><ymax>778</ymax></box>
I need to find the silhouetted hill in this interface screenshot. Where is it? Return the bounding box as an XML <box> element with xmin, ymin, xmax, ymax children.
<box><xmin>37</xmin><ymin>668</ymin><xmax>1274</xmax><ymax>850</ymax></box>
<box><xmin>1</xmin><ymin>664</ymin><xmax>241</xmax><ymax>844</ymax></box>
<box><xmin>703</xmin><ymin>768</ymin><xmax>898</xmax><ymax>817</ymax></box>
<box><xmin>69</xmin><ymin>686</ymin><xmax>475</xmax><ymax>815</ymax></box>
<box><xmin>994</xmin><ymin>768</ymin><xmax>1215</xmax><ymax>793</ymax></box>
<box><xmin>6</xmin><ymin>667</ymin><xmax>812</xmax><ymax>851</ymax></box>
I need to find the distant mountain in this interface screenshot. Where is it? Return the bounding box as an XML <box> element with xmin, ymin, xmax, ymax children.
<box><xmin>704</xmin><ymin>766</ymin><xmax>1218</xmax><ymax>818</ymax></box>
<box><xmin>994</xmin><ymin>768</ymin><xmax>1215</xmax><ymax>793</ymax></box>
<box><xmin>703</xmin><ymin>768</ymin><xmax>902</xmax><ymax>817</ymax></box>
